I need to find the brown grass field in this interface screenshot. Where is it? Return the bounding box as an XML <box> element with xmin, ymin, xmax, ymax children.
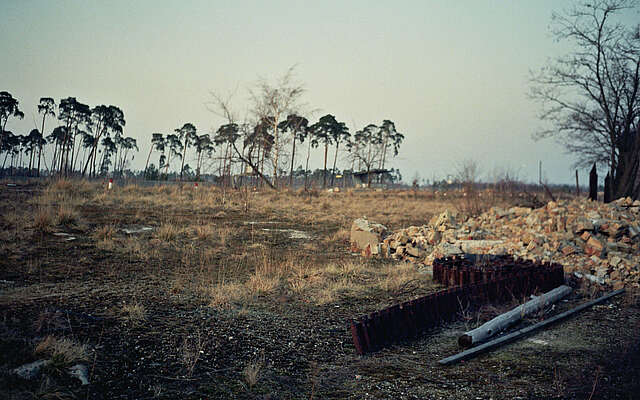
<box><xmin>0</xmin><ymin>179</ymin><xmax>638</xmax><ymax>399</ymax></box>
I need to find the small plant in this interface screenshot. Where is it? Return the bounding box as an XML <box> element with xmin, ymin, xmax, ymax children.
<box><xmin>243</xmin><ymin>353</ymin><xmax>265</xmax><ymax>389</ymax></box>
<box><xmin>150</xmin><ymin>383</ymin><xmax>164</xmax><ymax>397</ymax></box>
<box><xmin>552</xmin><ymin>365</ymin><xmax>566</xmax><ymax>396</ymax></box>
<box><xmin>93</xmin><ymin>224</ymin><xmax>116</xmax><ymax>241</ymax></box>
<box><xmin>181</xmin><ymin>330</ymin><xmax>206</xmax><ymax>378</ymax></box>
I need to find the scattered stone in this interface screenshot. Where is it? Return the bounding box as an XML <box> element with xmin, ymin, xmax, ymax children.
<box><xmin>609</xmin><ymin>255</ymin><xmax>622</xmax><ymax>267</ymax></box>
<box><xmin>121</xmin><ymin>226</ymin><xmax>154</xmax><ymax>234</ymax></box>
<box><xmin>585</xmin><ymin>237</ymin><xmax>605</xmax><ymax>256</ymax></box>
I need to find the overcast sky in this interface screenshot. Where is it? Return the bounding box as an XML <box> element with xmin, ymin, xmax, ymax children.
<box><xmin>2</xmin><ymin>0</ymin><xmax>629</xmax><ymax>184</ymax></box>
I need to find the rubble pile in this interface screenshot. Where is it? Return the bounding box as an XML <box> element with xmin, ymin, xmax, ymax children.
<box><xmin>351</xmin><ymin>197</ymin><xmax>640</xmax><ymax>289</ymax></box>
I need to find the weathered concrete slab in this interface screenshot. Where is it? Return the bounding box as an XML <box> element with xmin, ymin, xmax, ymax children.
<box><xmin>350</xmin><ymin>218</ymin><xmax>387</xmax><ymax>254</ymax></box>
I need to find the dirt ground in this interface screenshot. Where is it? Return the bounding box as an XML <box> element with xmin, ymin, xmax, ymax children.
<box><xmin>1</xmin><ymin>180</ymin><xmax>639</xmax><ymax>399</ymax></box>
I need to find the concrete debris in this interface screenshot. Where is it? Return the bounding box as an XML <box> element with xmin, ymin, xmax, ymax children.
<box><xmin>261</xmin><ymin>228</ymin><xmax>311</xmax><ymax>240</ymax></box>
<box><xmin>121</xmin><ymin>226</ymin><xmax>154</xmax><ymax>234</ymax></box>
<box><xmin>353</xmin><ymin>197</ymin><xmax>640</xmax><ymax>288</ymax></box>
<box><xmin>12</xmin><ymin>360</ymin><xmax>90</xmax><ymax>385</ymax></box>
<box><xmin>12</xmin><ymin>359</ymin><xmax>51</xmax><ymax>380</ymax></box>
<box><xmin>69</xmin><ymin>363</ymin><xmax>90</xmax><ymax>385</ymax></box>
<box><xmin>350</xmin><ymin>217</ymin><xmax>388</xmax><ymax>257</ymax></box>
<box><xmin>53</xmin><ymin>232</ymin><xmax>76</xmax><ymax>241</ymax></box>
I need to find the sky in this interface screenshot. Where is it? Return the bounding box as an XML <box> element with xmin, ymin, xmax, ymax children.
<box><xmin>1</xmin><ymin>0</ymin><xmax>630</xmax><ymax>184</ymax></box>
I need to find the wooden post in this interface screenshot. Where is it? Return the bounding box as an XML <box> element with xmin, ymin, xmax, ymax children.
<box><xmin>604</xmin><ymin>172</ymin><xmax>612</xmax><ymax>203</ymax></box>
<box><xmin>589</xmin><ymin>163</ymin><xmax>598</xmax><ymax>201</ymax></box>
<box><xmin>439</xmin><ymin>288</ymin><xmax>625</xmax><ymax>366</ymax></box>
<box><xmin>538</xmin><ymin>161</ymin><xmax>542</xmax><ymax>184</ymax></box>
<box><xmin>458</xmin><ymin>285</ymin><xmax>572</xmax><ymax>348</ymax></box>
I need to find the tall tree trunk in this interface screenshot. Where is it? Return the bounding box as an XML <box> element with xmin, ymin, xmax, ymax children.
<box><xmin>289</xmin><ymin>136</ymin><xmax>296</xmax><ymax>187</ymax></box>
<box><xmin>37</xmin><ymin>114</ymin><xmax>47</xmax><ymax>177</ymax></box>
<box><xmin>180</xmin><ymin>139</ymin><xmax>187</xmax><ymax>181</ymax></box>
<box><xmin>260</xmin><ymin>143</ymin><xmax>265</xmax><ymax>189</ymax></box>
<box><xmin>323</xmin><ymin>142</ymin><xmax>328</xmax><ymax>188</ymax></box>
<box><xmin>367</xmin><ymin>141</ymin><xmax>372</xmax><ymax>188</ymax></box>
<box><xmin>380</xmin><ymin>137</ymin><xmax>388</xmax><ymax>184</ymax></box>
<box><xmin>230</xmin><ymin>141</ymin><xmax>275</xmax><ymax>190</ymax></box>
<box><xmin>82</xmin><ymin>143</ymin><xmax>95</xmax><ymax>177</ymax></box>
<box><xmin>51</xmin><ymin>141</ymin><xmax>58</xmax><ymax>173</ymax></box>
<box><xmin>70</xmin><ymin>130</ymin><xmax>78</xmax><ymax>175</ymax></box>
<box><xmin>253</xmin><ymin>143</ymin><xmax>260</xmax><ymax>188</ymax></box>
<box><xmin>164</xmin><ymin>151</ymin><xmax>171</xmax><ymax>176</ymax></box>
<box><xmin>196</xmin><ymin>150</ymin><xmax>201</xmax><ymax>181</ymax></box>
<box><xmin>330</xmin><ymin>141</ymin><xmax>340</xmax><ymax>187</ymax></box>
<box><xmin>144</xmin><ymin>146</ymin><xmax>153</xmax><ymax>179</ymax></box>
<box><xmin>272</xmin><ymin>119</ymin><xmax>280</xmax><ymax>188</ymax></box>
<box><xmin>304</xmin><ymin>140</ymin><xmax>311</xmax><ymax>190</ymax></box>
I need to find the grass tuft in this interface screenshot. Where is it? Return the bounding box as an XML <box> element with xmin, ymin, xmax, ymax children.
<box><xmin>33</xmin><ymin>207</ymin><xmax>55</xmax><ymax>234</ymax></box>
<box><xmin>55</xmin><ymin>205</ymin><xmax>79</xmax><ymax>226</ymax></box>
<box><xmin>34</xmin><ymin>335</ymin><xmax>89</xmax><ymax>365</ymax></box>
<box><xmin>121</xmin><ymin>302</ymin><xmax>147</xmax><ymax>324</ymax></box>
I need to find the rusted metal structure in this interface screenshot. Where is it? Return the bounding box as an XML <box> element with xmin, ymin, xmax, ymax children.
<box><xmin>349</xmin><ymin>255</ymin><xmax>564</xmax><ymax>355</ymax></box>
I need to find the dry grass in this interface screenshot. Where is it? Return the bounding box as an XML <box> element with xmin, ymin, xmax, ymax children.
<box><xmin>376</xmin><ymin>263</ymin><xmax>424</xmax><ymax>294</ymax></box>
<box><xmin>123</xmin><ymin>236</ymin><xmax>151</xmax><ymax>261</ymax></box>
<box><xmin>34</xmin><ymin>335</ymin><xmax>89</xmax><ymax>365</ymax></box>
<box><xmin>17</xmin><ymin>182</ymin><xmax>453</xmax><ymax>313</ymax></box>
<box><xmin>201</xmin><ymin>251</ymin><xmax>432</xmax><ymax>307</ymax></box>
<box><xmin>121</xmin><ymin>302</ymin><xmax>147</xmax><ymax>324</ymax></box>
<box><xmin>55</xmin><ymin>204</ymin><xmax>80</xmax><ymax>227</ymax></box>
<box><xmin>207</xmin><ymin>281</ymin><xmax>248</xmax><ymax>308</ymax></box>
<box><xmin>194</xmin><ymin>224</ymin><xmax>216</xmax><ymax>240</ymax></box>
<box><xmin>154</xmin><ymin>223</ymin><xmax>182</xmax><ymax>242</ymax></box>
<box><xmin>33</xmin><ymin>207</ymin><xmax>55</xmax><ymax>234</ymax></box>
<box><xmin>93</xmin><ymin>224</ymin><xmax>116</xmax><ymax>241</ymax></box>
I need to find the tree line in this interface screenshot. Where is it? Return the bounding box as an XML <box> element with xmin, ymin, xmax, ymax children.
<box><xmin>0</xmin><ymin>86</ymin><xmax>405</xmax><ymax>189</ymax></box>
<box><xmin>0</xmin><ymin>92</ymin><xmax>137</xmax><ymax>178</ymax></box>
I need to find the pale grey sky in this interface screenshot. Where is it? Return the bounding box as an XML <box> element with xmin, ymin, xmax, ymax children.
<box><xmin>1</xmin><ymin>0</ymin><xmax>626</xmax><ymax>184</ymax></box>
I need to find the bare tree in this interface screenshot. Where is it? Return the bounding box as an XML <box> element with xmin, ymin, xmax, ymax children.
<box><xmin>207</xmin><ymin>90</ymin><xmax>278</xmax><ymax>189</ymax></box>
<box><xmin>530</xmin><ymin>0</ymin><xmax>640</xmax><ymax>199</ymax></box>
<box><xmin>249</xmin><ymin>66</ymin><xmax>305</xmax><ymax>187</ymax></box>
<box><xmin>455</xmin><ymin>159</ymin><xmax>481</xmax><ymax>186</ymax></box>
